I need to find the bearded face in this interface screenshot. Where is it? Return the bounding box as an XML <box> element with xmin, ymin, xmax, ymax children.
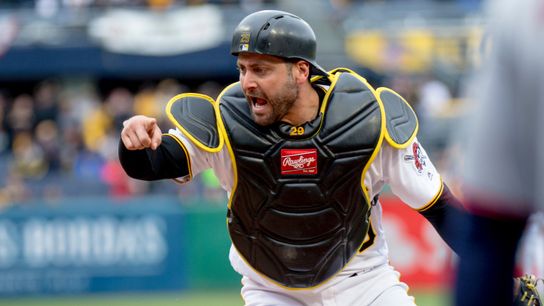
<box><xmin>237</xmin><ymin>53</ymin><xmax>301</xmax><ymax>126</ymax></box>
<box><xmin>245</xmin><ymin>69</ymin><xmax>299</xmax><ymax>126</ymax></box>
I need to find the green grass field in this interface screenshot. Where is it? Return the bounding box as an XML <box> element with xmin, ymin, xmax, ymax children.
<box><xmin>0</xmin><ymin>289</ymin><xmax>451</xmax><ymax>306</ymax></box>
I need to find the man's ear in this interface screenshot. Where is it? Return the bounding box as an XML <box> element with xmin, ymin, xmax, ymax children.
<box><xmin>294</xmin><ymin>60</ymin><xmax>311</xmax><ymax>83</ymax></box>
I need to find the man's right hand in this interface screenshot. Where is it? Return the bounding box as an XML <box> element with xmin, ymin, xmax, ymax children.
<box><xmin>121</xmin><ymin>115</ymin><xmax>162</xmax><ymax>150</ymax></box>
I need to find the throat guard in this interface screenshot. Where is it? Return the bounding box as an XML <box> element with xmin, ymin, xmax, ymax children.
<box><xmin>218</xmin><ymin>71</ymin><xmax>384</xmax><ymax>288</ymax></box>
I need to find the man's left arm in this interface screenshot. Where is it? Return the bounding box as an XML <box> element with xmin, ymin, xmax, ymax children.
<box><xmin>376</xmin><ymin>86</ymin><xmax>466</xmax><ymax>254</ymax></box>
<box><xmin>382</xmin><ymin>137</ymin><xmax>466</xmax><ymax>255</ymax></box>
<box><xmin>417</xmin><ymin>183</ymin><xmax>465</xmax><ymax>254</ymax></box>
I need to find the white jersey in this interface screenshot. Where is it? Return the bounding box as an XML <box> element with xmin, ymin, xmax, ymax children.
<box><xmin>170</xmin><ymin>128</ymin><xmax>442</xmax><ymax>297</ymax></box>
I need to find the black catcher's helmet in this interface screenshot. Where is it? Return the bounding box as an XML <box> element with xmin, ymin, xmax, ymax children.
<box><xmin>231</xmin><ymin>10</ymin><xmax>329</xmax><ymax>77</ymax></box>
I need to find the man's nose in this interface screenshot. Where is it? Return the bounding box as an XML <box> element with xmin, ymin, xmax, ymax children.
<box><xmin>241</xmin><ymin>72</ymin><xmax>257</xmax><ymax>92</ymax></box>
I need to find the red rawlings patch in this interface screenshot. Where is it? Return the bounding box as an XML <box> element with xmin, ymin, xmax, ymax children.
<box><xmin>281</xmin><ymin>149</ymin><xmax>318</xmax><ymax>175</ymax></box>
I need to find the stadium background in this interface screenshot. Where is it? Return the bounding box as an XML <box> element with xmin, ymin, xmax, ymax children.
<box><xmin>0</xmin><ymin>0</ymin><xmax>484</xmax><ymax>305</ymax></box>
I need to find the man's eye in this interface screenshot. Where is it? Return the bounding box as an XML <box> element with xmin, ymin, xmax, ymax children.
<box><xmin>254</xmin><ymin>67</ymin><xmax>266</xmax><ymax>75</ymax></box>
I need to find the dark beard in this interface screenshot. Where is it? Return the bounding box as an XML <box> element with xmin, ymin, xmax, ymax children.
<box><xmin>269</xmin><ymin>77</ymin><xmax>298</xmax><ymax>123</ymax></box>
<box><xmin>251</xmin><ymin>74</ymin><xmax>298</xmax><ymax>126</ymax></box>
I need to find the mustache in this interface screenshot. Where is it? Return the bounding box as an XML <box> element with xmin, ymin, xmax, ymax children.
<box><xmin>244</xmin><ymin>90</ymin><xmax>266</xmax><ymax>100</ymax></box>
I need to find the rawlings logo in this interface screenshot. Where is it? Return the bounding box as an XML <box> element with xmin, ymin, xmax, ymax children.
<box><xmin>281</xmin><ymin>149</ymin><xmax>317</xmax><ymax>175</ymax></box>
<box><xmin>283</xmin><ymin>155</ymin><xmax>315</xmax><ymax>168</ymax></box>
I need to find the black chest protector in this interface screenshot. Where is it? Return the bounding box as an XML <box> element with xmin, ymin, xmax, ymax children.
<box><xmin>219</xmin><ymin>72</ymin><xmax>383</xmax><ymax>288</ymax></box>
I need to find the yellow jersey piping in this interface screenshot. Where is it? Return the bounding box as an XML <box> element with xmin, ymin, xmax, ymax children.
<box><xmin>215</xmin><ymin>82</ymin><xmax>239</xmax><ymax>211</ymax></box>
<box><xmin>416</xmin><ymin>177</ymin><xmax>444</xmax><ymax>212</ymax></box>
<box><xmin>359</xmin><ymin>219</ymin><xmax>377</xmax><ymax>253</ymax></box>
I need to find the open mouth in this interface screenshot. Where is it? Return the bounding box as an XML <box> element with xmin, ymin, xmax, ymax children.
<box><xmin>249</xmin><ymin>96</ymin><xmax>268</xmax><ymax>109</ymax></box>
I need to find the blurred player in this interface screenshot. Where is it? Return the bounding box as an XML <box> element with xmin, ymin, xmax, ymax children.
<box><xmin>455</xmin><ymin>0</ymin><xmax>544</xmax><ymax>305</ymax></box>
<box><xmin>119</xmin><ymin>10</ymin><xmax>464</xmax><ymax>305</ymax></box>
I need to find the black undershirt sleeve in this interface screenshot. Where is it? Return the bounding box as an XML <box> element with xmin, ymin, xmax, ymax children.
<box><xmin>118</xmin><ymin>134</ymin><xmax>190</xmax><ymax>181</ymax></box>
<box><xmin>418</xmin><ymin>183</ymin><xmax>466</xmax><ymax>254</ymax></box>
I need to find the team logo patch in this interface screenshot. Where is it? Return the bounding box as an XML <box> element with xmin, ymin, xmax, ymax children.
<box><xmin>240</xmin><ymin>32</ymin><xmax>251</xmax><ymax>43</ymax></box>
<box><xmin>239</xmin><ymin>32</ymin><xmax>250</xmax><ymax>51</ymax></box>
<box><xmin>403</xmin><ymin>142</ymin><xmax>428</xmax><ymax>175</ymax></box>
<box><xmin>281</xmin><ymin>149</ymin><xmax>317</xmax><ymax>175</ymax></box>
<box><xmin>239</xmin><ymin>44</ymin><xmax>249</xmax><ymax>51</ymax></box>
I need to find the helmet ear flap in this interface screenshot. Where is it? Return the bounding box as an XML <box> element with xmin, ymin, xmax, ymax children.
<box><xmin>231</xmin><ymin>10</ymin><xmax>328</xmax><ymax>77</ymax></box>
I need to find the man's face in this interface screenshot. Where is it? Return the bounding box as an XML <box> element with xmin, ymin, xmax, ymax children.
<box><xmin>237</xmin><ymin>53</ymin><xmax>299</xmax><ymax>126</ymax></box>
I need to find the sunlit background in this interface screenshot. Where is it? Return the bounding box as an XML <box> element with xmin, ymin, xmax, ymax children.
<box><xmin>0</xmin><ymin>0</ymin><xmax>486</xmax><ymax>305</ymax></box>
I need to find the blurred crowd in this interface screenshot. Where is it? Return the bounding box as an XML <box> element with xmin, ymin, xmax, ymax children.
<box><xmin>383</xmin><ymin>72</ymin><xmax>466</xmax><ymax>192</ymax></box>
<box><xmin>0</xmin><ymin>78</ymin><xmax>228</xmax><ymax>207</ymax></box>
<box><xmin>0</xmin><ymin>71</ymin><xmax>464</xmax><ymax>208</ymax></box>
<box><xmin>1</xmin><ymin>0</ymin><xmax>278</xmax><ymax>11</ymax></box>
<box><xmin>0</xmin><ymin>0</ymin><xmax>475</xmax><ymax>208</ymax></box>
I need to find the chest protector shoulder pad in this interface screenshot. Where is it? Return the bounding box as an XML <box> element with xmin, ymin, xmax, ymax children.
<box><xmin>218</xmin><ymin>71</ymin><xmax>384</xmax><ymax>288</ymax></box>
<box><xmin>376</xmin><ymin>87</ymin><xmax>418</xmax><ymax>148</ymax></box>
<box><xmin>166</xmin><ymin>93</ymin><xmax>223</xmax><ymax>152</ymax></box>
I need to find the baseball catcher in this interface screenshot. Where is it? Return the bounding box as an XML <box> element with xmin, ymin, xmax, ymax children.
<box><xmin>119</xmin><ymin>9</ymin><xmax>466</xmax><ymax>305</ymax></box>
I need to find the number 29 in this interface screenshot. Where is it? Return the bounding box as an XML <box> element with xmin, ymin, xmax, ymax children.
<box><xmin>290</xmin><ymin>126</ymin><xmax>305</xmax><ymax>136</ymax></box>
